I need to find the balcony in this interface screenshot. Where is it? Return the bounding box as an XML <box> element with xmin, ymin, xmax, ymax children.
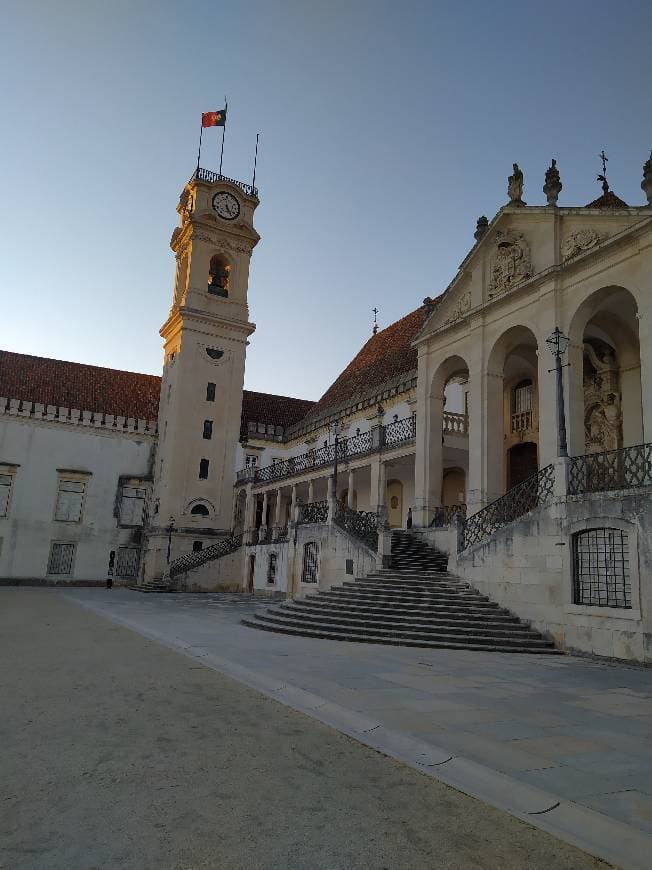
<box><xmin>192</xmin><ymin>167</ymin><xmax>258</xmax><ymax>199</ymax></box>
<box><xmin>511</xmin><ymin>410</ymin><xmax>534</xmax><ymax>434</ymax></box>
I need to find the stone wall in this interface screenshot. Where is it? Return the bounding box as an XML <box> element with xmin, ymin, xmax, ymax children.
<box><xmin>175</xmin><ymin>546</ymin><xmax>246</xmax><ymax>593</ymax></box>
<box><xmin>451</xmin><ymin>489</ymin><xmax>652</xmax><ymax>662</ymax></box>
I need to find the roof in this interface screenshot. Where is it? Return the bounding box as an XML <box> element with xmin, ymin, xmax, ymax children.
<box><xmin>0</xmin><ymin>350</ymin><xmax>161</xmax><ymax>420</ymax></box>
<box><xmin>300</xmin><ymin>306</ymin><xmax>425</xmax><ymax>424</ymax></box>
<box><xmin>240</xmin><ymin>391</ymin><xmax>315</xmax><ymax>439</ymax></box>
<box><xmin>585</xmin><ymin>189</ymin><xmax>629</xmax><ymax>209</ymax></box>
<box><xmin>0</xmin><ymin>349</ymin><xmax>315</xmax><ymax>436</ymax></box>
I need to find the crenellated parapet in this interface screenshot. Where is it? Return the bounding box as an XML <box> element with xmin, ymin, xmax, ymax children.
<box><xmin>0</xmin><ymin>396</ymin><xmax>157</xmax><ymax>437</ymax></box>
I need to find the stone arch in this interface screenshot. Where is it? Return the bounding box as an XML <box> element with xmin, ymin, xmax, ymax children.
<box><xmin>186</xmin><ymin>498</ymin><xmax>215</xmax><ymax>518</ymax></box>
<box><xmin>441</xmin><ymin>467</ymin><xmax>465</xmax><ymax>506</ymax></box>
<box><xmin>207</xmin><ymin>253</ymin><xmax>232</xmax><ymax>297</ymax></box>
<box><xmin>567</xmin><ymin>286</ymin><xmax>642</xmax><ymax>455</ymax></box>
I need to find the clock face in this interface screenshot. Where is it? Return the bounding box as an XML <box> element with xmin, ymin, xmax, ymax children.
<box><xmin>212</xmin><ymin>191</ymin><xmax>240</xmax><ymax>221</ymax></box>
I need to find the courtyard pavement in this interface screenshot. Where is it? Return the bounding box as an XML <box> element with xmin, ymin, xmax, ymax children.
<box><xmin>1</xmin><ymin>589</ymin><xmax>607</xmax><ymax>870</ymax></box>
<box><xmin>57</xmin><ymin>588</ymin><xmax>652</xmax><ymax>867</ymax></box>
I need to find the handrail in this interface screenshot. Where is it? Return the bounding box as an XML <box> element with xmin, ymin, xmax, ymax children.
<box><xmin>460</xmin><ymin>465</ymin><xmax>554</xmax><ymax>551</ymax></box>
<box><xmin>191</xmin><ymin>167</ymin><xmax>258</xmax><ymax>198</ymax></box>
<box><xmin>333</xmin><ymin>500</ymin><xmax>378</xmax><ymax>550</ymax></box>
<box><xmin>568</xmin><ymin>442</ymin><xmax>652</xmax><ymax>495</ymax></box>
<box><xmin>169</xmin><ymin>534</ymin><xmax>242</xmax><ymax>578</ymax></box>
<box><xmin>297</xmin><ymin>501</ymin><xmax>328</xmax><ymax>525</ymax></box>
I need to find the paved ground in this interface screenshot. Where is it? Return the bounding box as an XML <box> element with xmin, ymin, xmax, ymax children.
<box><xmin>0</xmin><ymin>589</ymin><xmax>608</xmax><ymax>870</ymax></box>
<box><xmin>55</xmin><ymin>589</ymin><xmax>652</xmax><ymax>866</ymax></box>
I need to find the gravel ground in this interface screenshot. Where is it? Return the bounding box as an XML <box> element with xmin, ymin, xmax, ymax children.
<box><xmin>0</xmin><ymin>590</ymin><xmax>606</xmax><ymax>870</ymax></box>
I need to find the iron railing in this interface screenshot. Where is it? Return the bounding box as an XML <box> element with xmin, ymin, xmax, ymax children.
<box><xmin>169</xmin><ymin>534</ymin><xmax>242</xmax><ymax>579</ymax></box>
<box><xmin>192</xmin><ymin>167</ymin><xmax>258</xmax><ymax>198</ymax></box>
<box><xmin>429</xmin><ymin>503</ymin><xmax>467</xmax><ymax>528</ymax></box>
<box><xmin>460</xmin><ymin>464</ymin><xmax>555</xmax><ymax>550</ymax></box>
<box><xmin>568</xmin><ymin>443</ymin><xmax>652</xmax><ymax>496</ymax></box>
<box><xmin>237</xmin><ymin>415</ymin><xmax>420</xmax><ymax>485</ymax></box>
<box><xmin>333</xmin><ymin>501</ymin><xmax>379</xmax><ymax>550</ymax></box>
<box><xmin>275</xmin><ymin>526</ymin><xmax>289</xmax><ymax>542</ymax></box>
<box><xmin>297</xmin><ymin>500</ymin><xmax>328</xmax><ymax>525</ymax></box>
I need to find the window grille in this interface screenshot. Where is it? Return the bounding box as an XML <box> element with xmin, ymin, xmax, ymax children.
<box><xmin>54</xmin><ymin>479</ymin><xmax>86</xmax><ymax>522</ymax></box>
<box><xmin>573</xmin><ymin>528</ymin><xmax>631</xmax><ymax>608</ymax></box>
<box><xmin>267</xmin><ymin>553</ymin><xmax>277</xmax><ymax>584</ymax></box>
<box><xmin>301</xmin><ymin>542</ymin><xmax>319</xmax><ymax>584</ymax></box>
<box><xmin>47</xmin><ymin>542</ymin><xmax>75</xmax><ymax>575</ymax></box>
<box><xmin>0</xmin><ymin>473</ymin><xmax>13</xmax><ymax>517</ymax></box>
<box><xmin>206</xmin><ymin>382</ymin><xmax>216</xmax><ymax>402</ymax></box>
<box><xmin>120</xmin><ymin>486</ymin><xmax>146</xmax><ymax>526</ymax></box>
<box><xmin>203</xmin><ymin>420</ymin><xmax>213</xmax><ymax>440</ymax></box>
<box><xmin>115</xmin><ymin>547</ymin><xmax>140</xmax><ymax>578</ymax></box>
<box><xmin>199</xmin><ymin>459</ymin><xmax>209</xmax><ymax>479</ymax></box>
<box><xmin>513</xmin><ymin>381</ymin><xmax>533</xmax><ymax>414</ymax></box>
<box><xmin>192</xmin><ymin>540</ymin><xmax>203</xmax><ymax>552</ymax></box>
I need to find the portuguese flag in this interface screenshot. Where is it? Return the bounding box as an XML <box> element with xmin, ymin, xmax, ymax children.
<box><xmin>202</xmin><ymin>108</ymin><xmax>227</xmax><ymax>127</ymax></box>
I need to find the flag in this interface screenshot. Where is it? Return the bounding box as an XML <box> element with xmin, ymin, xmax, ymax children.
<box><xmin>202</xmin><ymin>108</ymin><xmax>227</xmax><ymax>128</ymax></box>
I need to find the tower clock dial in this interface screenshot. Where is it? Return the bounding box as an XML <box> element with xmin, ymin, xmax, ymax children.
<box><xmin>212</xmin><ymin>191</ymin><xmax>240</xmax><ymax>221</ymax></box>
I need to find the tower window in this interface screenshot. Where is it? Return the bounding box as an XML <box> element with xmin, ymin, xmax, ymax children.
<box><xmin>190</xmin><ymin>503</ymin><xmax>210</xmax><ymax>517</ymax></box>
<box><xmin>203</xmin><ymin>420</ymin><xmax>213</xmax><ymax>440</ymax></box>
<box><xmin>199</xmin><ymin>459</ymin><xmax>209</xmax><ymax>479</ymax></box>
<box><xmin>208</xmin><ymin>256</ymin><xmax>230</xmax><ymax>297</ymax></box>
<box><xmin>206</xmin><ymin>382</ymin><xmax>216</xmax><ymax>402</ymax></box>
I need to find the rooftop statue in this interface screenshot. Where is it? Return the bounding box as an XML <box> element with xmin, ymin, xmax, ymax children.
<box><xmin>543</xmin><ymin>159</ymin><xmax>562</xmax><ymax>206</ymax></box>
<box><xmin>642</xmin><ymin>150</ymin><xmax>652</xmax><ymax>205</ymax></box>
<box><xmin>507</xmin><ymin>163</ymin><xmax>525</xmax><ymax>205</ymax></box>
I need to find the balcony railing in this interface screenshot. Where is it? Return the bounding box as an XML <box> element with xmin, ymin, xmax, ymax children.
<box><xmin>568</xmin><ymin>443</ymin><xmax>652</xmax><ymax>495</ymax></box>
<box><xmin>192</xmin><ymin>167</ymin><xmax>259</xmax><ymax>198</ymax></box>
<box><xmin>297</xmin><ymin>500</ymin><xmax>328</xmax><ymax>524</ymax></box>
<box><xmin>511</xmin><ymin>410</ymin><xmax>534</xmax><ymax>434</ymax></box>
<box><xmin>443</xmin><ymin>411</ymin><xmax>468</xmax><ymax>436</ymax></box>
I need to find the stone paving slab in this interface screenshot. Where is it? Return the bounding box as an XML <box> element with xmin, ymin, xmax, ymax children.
<box><xmin>62</xmin><ymin>588</ymin><xmax>652</xmax><ymax>867</ymax></box>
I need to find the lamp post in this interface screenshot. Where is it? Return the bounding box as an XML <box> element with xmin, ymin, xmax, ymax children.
<box><xmin>546</xmin><ymin>327</ymin><xmax>570</xmax><ymax>458</ymax></box>
<box><xmin>166</xmin><ymin>516</ymin><xmax>175</xmax><ymax>565</ymax></box>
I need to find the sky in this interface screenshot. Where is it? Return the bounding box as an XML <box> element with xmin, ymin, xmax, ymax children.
<box><xmin>1</xmin><ymin>1</ymin><xmax>651</xmax><ymax>401</ymax></box>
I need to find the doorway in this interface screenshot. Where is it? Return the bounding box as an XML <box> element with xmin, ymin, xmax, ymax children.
<box><xmin>508</xmin><ymin>442</ymin><xmax>538</xmax><ymax>488</ymax></box>
<box><xmin>386</xmin><ymin>479</ymin><xmax>403</xmax><ymax>528</ymax></box>
<box><xmin>247</xmin><ymin>554</ymin><xmax>255</xmax><ymax>593</ymax></box>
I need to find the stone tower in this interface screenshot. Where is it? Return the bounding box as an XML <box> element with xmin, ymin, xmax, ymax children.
<box><xmin>143</xmin><ymin>170</ymin><xmax>260</xmax><ymax>580</ymax></box>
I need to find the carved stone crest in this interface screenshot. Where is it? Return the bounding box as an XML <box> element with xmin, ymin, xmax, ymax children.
<box><xmin>444</xmin><ymin>291</ymin><xmax>471</xmax><ymax>325</ymax></box>
<box><xmin>488</xmin><ymin>231</ymin><xmax>532</xmax><ymax>296</ymax></box>
<box><xmin>561</xmin><ymin>228</ymin><xmax>603</xmax><ymax>261</ymax></box>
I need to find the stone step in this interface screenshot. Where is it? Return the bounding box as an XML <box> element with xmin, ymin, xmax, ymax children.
<box><xmin>242</xmin><ymin>616</ymin><xmax>561</xmax><ymax>654</ymax></box>
<box><xmin>315</xmin><ymin>588</ymin><xmax>498</xmax><ymax>608</ymax></box>
<box><xmin>272</xmin><ymin>605</ymin><xmax>536</xmax><ymax>637</ymax></box>
<box><xmin>289</xmin><ymin>598</ymin><xmax>521</xmax><ymax>624</ymax></box>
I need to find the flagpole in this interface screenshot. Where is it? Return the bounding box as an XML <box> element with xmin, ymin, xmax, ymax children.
<box><xmin>196</xmin><ymin>122</ymin><xmax>203</xmax><ymax>178</ymax></box>
<box><xmin>219</xmin><ymin>96</ymin><xmax>227</xmax><ymax>176</ymax></box>
<box><xmin>252</xmin><ymin>132</ymin><xmax>260</xmax><ymax>191</ymax></box>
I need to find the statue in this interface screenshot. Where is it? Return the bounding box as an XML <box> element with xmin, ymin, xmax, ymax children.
<box><xmin>583</xmin><ymin>342</ymin><xmax>622</xmax><ymax>453</ymax></box>
<box><xmin>543</xmin><ymin>159</ymin><xmax>562</xmax><ymax>206</ymax></box>
<box><xmin>507</xmin><ymin>163</ymin><xmax>525</xmax><ymax>205</ymax></box>
<box><xmin>642</xmin><ymin>150</ymin><xmax>652</xmax><ymax>205</ymax></box>
<box><xmin>208</xmin><ymin>262</ymin><xmax>229</xmax><ymax>297</ymax></box>
<box><xmin>474</xmin><ymin>215</ymin><xmax>489</xmax><ymax>242</ymax></box>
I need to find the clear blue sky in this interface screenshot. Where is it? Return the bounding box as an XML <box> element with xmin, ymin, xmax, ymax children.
<box><xmin>1</xmin><ymin>1</ymin><xmax>650</xmax><ymax>401</ymax></box>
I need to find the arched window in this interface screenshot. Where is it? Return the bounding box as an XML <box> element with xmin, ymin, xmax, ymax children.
<box><xmin>208</xmin><ymin>255</ymin><xmax>230</xmax><ymax>297</ymax></box>
<box><xmin>513</xmin><ymin>379</ymin><xmax>533</xmax><ymax>413</ymax></box>
<box><xmin>190</xmin><ymin>503</ymin><xmax>210</xmax><ymax>517</ymax></box>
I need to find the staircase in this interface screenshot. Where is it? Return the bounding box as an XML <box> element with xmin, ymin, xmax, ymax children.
<box><xmin>129</xmin><ymin>577</ymin><xmax>174</xmax><ymax>593</ymax></box>
<box><xmin>242</xmin><ymin>531</ymin><xmax>559</xmax><ymax>654</ymax></box>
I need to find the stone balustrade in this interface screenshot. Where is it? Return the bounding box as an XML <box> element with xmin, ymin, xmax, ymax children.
<box><xmin>0</xmin><ymin>396</ymin><xmax>157</xmax><ymax>436</ymax></box>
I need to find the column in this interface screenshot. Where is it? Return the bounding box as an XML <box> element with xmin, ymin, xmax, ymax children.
<box><xmin>565</xmin><ymin>339</ymin><xmax>585</xmax><ymax>457</ymax></box>
<box><xmin>308</xmin><ymin>479</ymin><xmax>314</xmax><ymax>502</ymax></box>
<box><xmin>638</xmin><ymin>298</ymin><xmax>652</xmax><ymax>444</ymax></box>
<box><xmin>347</xmin><ymin>469</ymin><xmax>355</xmax><ymax>508</ymax></box>
<box><xmin>260</xmin><ymin>491</ymin><xmax>269</xmax><ymax>531</ymax></box>
<box><xmin>290</xmin><ymin>483</ymin><xmax>297</xmax><ymax>517</ymax></box>
<box><xmin>413</xmin><ymin>384</ymin><xmax>444</xmax><ymax>525</ymax></box>
<box><xmin>274</xmin><ymin>487</ymin><xmax>282</xmax><ymax>526</ymax></box>
<box><xmin>537</xmin><ymin>340</ymin><xmax>562</xmax><ymax>466</ymax></box>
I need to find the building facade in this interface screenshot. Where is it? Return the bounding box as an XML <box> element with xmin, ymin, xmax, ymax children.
<box><xmin>2</xmin><ymin>154</ymin><xmax>652</xmax><ymax>660</ymax></box>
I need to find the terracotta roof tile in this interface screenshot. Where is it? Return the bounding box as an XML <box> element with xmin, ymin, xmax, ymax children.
<box><xmin>301</xmin><ymin>306</ymin><xmax>424</xmax><ymax>423</ymax></box>
<box><xmin>585</xmin><ymin>189</ymin><xmax>629</xmax><ymax>209</ymax></box>
<box><xmin>240</xmin><ymin>391</ymin><xmax>315</xmax><ymax>439</ymax></box>
<box><xmin>0</xmin><ymin>350</ymin><xmax>162</xmax><ymax>420</ymax></box>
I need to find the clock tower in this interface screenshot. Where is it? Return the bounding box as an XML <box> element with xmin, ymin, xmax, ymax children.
<box><xmin>143</xmin><ymin>169</ymin><xmax>260</xmax><ymax>580</ymax></box>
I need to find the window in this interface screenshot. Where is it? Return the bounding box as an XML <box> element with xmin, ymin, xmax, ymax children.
<box><xmin>54</xmin><ymin>479</ymin><xmax>86</xmax><ymax>522</ymax></box>
<box><xmin>573</xmin><ymin>528</ymin><xmax>631</xmax><ymax>608</ymax></box>
<box><xmin>120</xmin><ymin>486</ymin><xmax>146</xmax><ymax>526</ymax></box>
<box><xmin>513</xmin><ymin>380</ymin><xmax>533</xmax><ymax>413</ymax></box>
<box><xmin>199</xmin><ymin>459</ymin><xmax>209</xmax><ymax>479</ymax></box>
<box><xmin>115</xmin><ymin>547</ymin><xmax>140</xmax><ymax>579</ymax></box>
<box><xmin>0</xmin><ymin>473</ymin><xmax>14</xmax><ymax>517</ymax></box>
<box><xmin>301</xmin><ymin>542</ymin><xmax>319</xmax><ymax>584</ymax></box>
<box><xmin>245</xmin><ymin>455</ymin><xmax>258</xmax><ymax>468</ymax></box>
<box><xmin>206</xmin><ymin>382</ymin><xmax>216</xmax><ymax>402</ymax></box>
<box><xmin>190</xmin><ymin>503</ymin><xmax>209</xmax><ymax>517</ymax></box>
<box><xmin>203</xmin><ymin>420</ymin><xmax>213</xmax><ymax>440</ymax></box>
<box><xmin>47</xmin><ymin>542</ymin><xmax>75</xmax><ymax>575</ymax></box>
<box><xmin>267</xmin><ymin>553</ymin><xmax>277</xmax><ymax>584</ymax></box>
<box><xmin>192</xmin><ymin>540</ymin><xmax>203</xmax><ymax>552</ymax></box>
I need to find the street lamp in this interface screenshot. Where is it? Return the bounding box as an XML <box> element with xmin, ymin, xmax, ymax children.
<box><xmin>546</xmin><ymin>327</ymin><xmax>570</xmax><ymax>458</ymax></box>
<box><xmin>166</xmin><ymin>516</ymin><xmax>175</xmax><ymax>565</ymax></box>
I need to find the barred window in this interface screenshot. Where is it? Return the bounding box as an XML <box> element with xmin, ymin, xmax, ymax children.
<box><xmin>245</xmin><ymin>455</ymin><xmax>258</xmax><ymax>468</ymax></box>
<box><xmin>267</xmin><ymin>553</ymin><xmax>277</xmax><ymax>585</ymax></box>
<box><xmin>54</xmin><ymin>479</ymin><xmax>86</xmax><ymax>522</ymax></box>
<box><xmin>301</xmin><ymin>542</ymin><xmax>319</xmax><ymax>584</ymax></box>
<box><xmin>573</xmin><ymin>528</ymin><xmax>631</xmax><ymax>608</ymax></box>
<box><xmin>120</xmin><ymin>486</ymin><xmax>146</xmax><ymax>526</ymax></box>
<box><xmin>0</xmin><ymin>473</ymin><xmax>13</xmax><ymax>517</ymax></box>
<box><xmin>115</xmin><ymin>547</ymin><xmax>140</xmax><ymax>579</ymax></box>
<box><xmin>47</xmin><ymin>542</ymin><xmax>75</xmax><ymax>575</ymax></box>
